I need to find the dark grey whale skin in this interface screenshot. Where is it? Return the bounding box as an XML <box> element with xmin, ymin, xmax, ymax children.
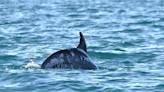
<box><xmin>41</xmin><ymin>32</ymin><xmax>98</xmax><ymax>70</ymax></box>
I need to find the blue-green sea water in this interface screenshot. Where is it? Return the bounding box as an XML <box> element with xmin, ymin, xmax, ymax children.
<box><xmin>1</xmin><ymin>0</ymin><xmax>164</xmax><ymax>92</ymax></box>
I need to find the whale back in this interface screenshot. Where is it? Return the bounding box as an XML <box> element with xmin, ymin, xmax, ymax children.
<box><xmin>41</xmin><ymin>32</ymin><xmax>98</xmax><ymax>70</ymax></box>
<box><xmin>41</xmin><ymin>48</ymin><xmax>98</xmax><ymax>69</ymax></box>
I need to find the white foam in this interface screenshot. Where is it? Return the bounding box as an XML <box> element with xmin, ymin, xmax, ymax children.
<box><xmin>25</xmin><ymin>59</ymin><xmax>41</xmax><ymax>69</ymax></box>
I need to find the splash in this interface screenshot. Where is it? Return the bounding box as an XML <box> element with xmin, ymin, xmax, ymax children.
<box><xmin>25</xmin><ymin>59</ymin><xmax>41</xmax><ymax>69</ymax></box>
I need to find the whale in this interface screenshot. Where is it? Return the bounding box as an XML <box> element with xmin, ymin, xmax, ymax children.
<box><xmin>41</xmin><ymin>32</ymin><xmax>98</xmax><ymax>70</ymax></box>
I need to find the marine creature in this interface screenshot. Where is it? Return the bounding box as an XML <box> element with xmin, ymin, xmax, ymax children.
<box><xmin>41</xmin><ymin>32</ymin><xmax>98</xmax><ymax>70</ymax></box>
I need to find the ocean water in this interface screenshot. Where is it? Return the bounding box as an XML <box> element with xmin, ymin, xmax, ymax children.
<box><xmin>0</xmin><ymin>0</ymin><xmax>164</xmax><ymax>92</ymax></box>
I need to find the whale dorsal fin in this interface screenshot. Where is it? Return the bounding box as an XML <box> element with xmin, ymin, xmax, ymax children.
<box><xmin>77</xmin><ymin>32</ymin><xmax>87</xmax><ymax>53</ymax></box>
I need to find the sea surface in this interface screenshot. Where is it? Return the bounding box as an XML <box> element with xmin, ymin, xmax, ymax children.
<box><xmin>0</xmin><ymin>0</ymin><xmax>164</xmax><ymax>92</ymax></box>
